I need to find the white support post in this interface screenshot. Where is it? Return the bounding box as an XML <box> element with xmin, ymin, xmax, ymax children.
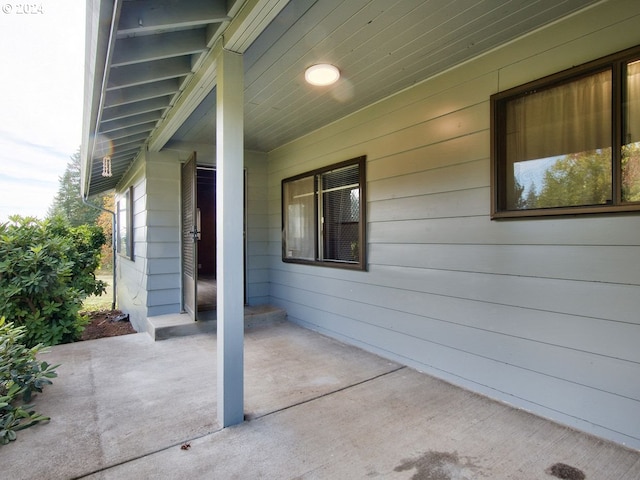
<box><xmin>216</xmin><ymin>48</ymin><xmax>244</xmax><ymax>427</ymax></box>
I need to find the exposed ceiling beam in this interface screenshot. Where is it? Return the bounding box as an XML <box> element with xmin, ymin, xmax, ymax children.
<box><xmin>107</xmin><ymin>57</ymin><xmax>192</xmax><ymax>90</ymax></box>
<box><xmin>110</xmin><ymin>147</ymin><xmax>143</xmax><ymax>160</ymax></box>
<box><xmin>110</xmin><ymin>141</ymin><xmax>146</xmax><ymax>155</ymax></box>
<box><xmin>111</xmin><ymin>132</ymin><xmax>150</xmax><ymax>148</ymax></box>
<box><xmin>117</xmin><ymin>0</ymin><xmax>230</xmax><ymax>36</ymax></box>
<box><xmin>107</xmin><ymin>122</ymin><xmax>157</xmax><ymax>141</ymax></box>
<box><xmin>100</xmin><ymin>110</ymin><xmax>164</xmax><ymax>133</ymax></box>
<box><xmin>101</xmin><ymin>96</ymin><xmax>172</xmax><ymax>122</ymax></box>
<box><xmin>104</xmin><ymin>79</ymin><xmax>180</xmax><ymax>108</ymax></box>
<box><xmin>89</xmin><ymin>180</ymin><xmax>115</xmax><ymax>192</ymax></box>
<box><xmin>111</xmin><ymin>28</ymin><xmax>208</xmax><ymax>66</ymax></box>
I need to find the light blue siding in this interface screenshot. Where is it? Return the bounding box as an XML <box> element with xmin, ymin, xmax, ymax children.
<box><xmin>115</xmin><ymin>157</ymin><xmax>149</xmax><ymax>331</ymax></box>
<box><xmin>245</xmin><ymin>151</ymin><xmax>270</xmax><ymax>305</ymax></box>
<box><xmin>116</xmin><ymin>150</ymin><xmax>270</xmax><ymax>327</ymax></box>
<box><xmin>265</xmin><ymin>2</ymin><xmax>640</xmax><ymax>449</ymax></box>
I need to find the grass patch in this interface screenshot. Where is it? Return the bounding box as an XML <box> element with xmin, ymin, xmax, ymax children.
<box><xmin>82</xmin><ymin>272</ymin><xmax>114</xmax><ymax>311</ymax></box>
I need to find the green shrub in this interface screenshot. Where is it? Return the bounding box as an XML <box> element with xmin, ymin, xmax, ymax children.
<box><xmin>0</xmin><ymin>216</ymin><xmax>106</xmax><ymax>347</ymax></box>
<box><xmin>0</xmin><ymin>317</ymin><xmax>59</xmax><ymax>445</ymax></box>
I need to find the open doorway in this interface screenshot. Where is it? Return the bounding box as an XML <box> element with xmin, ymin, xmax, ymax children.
<box><xmin>182</xmin><ymin>159</ymin><xmax>246</xmax><ymax>320</ymax></box>
<box><xmin>196</xmin><ymin>167</ymin><xmax>216</xmax><ymax>312</ymax></box>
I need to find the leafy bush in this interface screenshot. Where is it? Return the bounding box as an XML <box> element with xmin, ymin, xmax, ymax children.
<box><xmin>0</xmin><ymin>317</ymin><xmax>58</xmax><ymax>445</ymax></box>
<box><xmin>0</xmin><ymin>216</ymin><xmax>106</xmax><ymax>347</ymax></box>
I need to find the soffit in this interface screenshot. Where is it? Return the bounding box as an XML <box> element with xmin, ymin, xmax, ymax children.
<box><xmin>85</xmin><ymin>0</ymin><xmax>241</xmax><ymax>195</ymax></box>
<box><xmin>87</xmin><ymin>0</ymin><xmax>601</xmax><ymax>195</ymax></box>
<box><xmin>170</xmin><ymin>0</ymin><xmax>601</xmax><ymax>153</ymax></box>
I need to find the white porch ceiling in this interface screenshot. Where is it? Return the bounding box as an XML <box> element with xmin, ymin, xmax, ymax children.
<box><xmin>85</xmin><ymin>0</ymin><xmax>601</xmax><ymax>196</ymax></box>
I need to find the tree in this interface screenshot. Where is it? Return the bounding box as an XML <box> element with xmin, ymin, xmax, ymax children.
<box><xmin>511</xmin><ymin>178</ymin><xmax>526</xmax><ymax>210</ymax></box>
<box><xmin>513</xmin><ymin>144</ymin><xmax>640</xmax><ymax>209</ymax></box>
<box><xmin>532</xmin><ymin>149</ymin><xmax>612</xmax><ymax>208</ymax></box>
<box><xmin>622</xmin><ymin>142</ymin><xmax>640</xmax><ymax>202</ymax></box>
<box><xmin>525</xmin><ymin>182</ymin><xmax>538</xmax><ymax>209</ymax></box>
<box><xmin>48</xmin><ymin>150</ymin><xmax>102</xmax><ymax>226</ymax></box>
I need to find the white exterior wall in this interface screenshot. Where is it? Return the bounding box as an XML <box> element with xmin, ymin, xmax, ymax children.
<box><xmin>266</xmin><ymin>1</ymin><xmax>640</xmax><ymax>449</ymax></box>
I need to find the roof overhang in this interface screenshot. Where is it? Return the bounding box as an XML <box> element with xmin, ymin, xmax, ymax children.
<box><xmin>81</xmin><ymin>0</ymin><xmax>287</xmax><ymax>197</ymax></box>
<box><xmin>82</xmin><ymin>0</ymin><xmax>602</xmax><ymax>198</ymax></box>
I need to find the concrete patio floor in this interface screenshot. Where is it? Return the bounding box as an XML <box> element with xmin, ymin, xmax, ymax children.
<box><xmin>3</xmin><ymin>320</ymin><xmax>640</xmax><ymax>479</ymax></box>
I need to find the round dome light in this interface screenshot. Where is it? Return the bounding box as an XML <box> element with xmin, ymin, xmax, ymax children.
<box><xmin>305</xmin><ymin>64</ymin><xmax>340</xmax><ymax>86</ymax></box>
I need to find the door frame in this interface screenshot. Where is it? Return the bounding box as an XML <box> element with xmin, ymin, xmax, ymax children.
<box><xmin>181</xmin><ymin>161</ymin><xmax>248</xmax><ymax>317</ymax></box>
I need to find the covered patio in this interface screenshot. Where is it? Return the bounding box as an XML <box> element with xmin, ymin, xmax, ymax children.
<box><xmin>79</xmin><ymin>0</ymin><xmax>640</xmax><ymax>450</ymax></box>
<box><xmin>4</xmin><ymin>321</ymin><xmax>639</xmax><ymax>479</ymax></box>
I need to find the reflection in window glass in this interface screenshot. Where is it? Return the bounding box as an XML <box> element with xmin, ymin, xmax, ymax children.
<box><xmin>117</xmin><ymin>197</ymin><xmax>126</xmax><ymax>254</ymax></box>
<box><xmin>505</xmin><ymin>70</ymin><xmax>612</xmax><ymax>210</ymax></box>
<box><xmin>623</xmin><ymin>60</ymin><xmax>640</xmax><ymax>203</ymax></box>
<box><xmin>283</xmin><ymin>175</ymin><xmax>315</xmax><ymax>261</ymax></box>
<box><xmin>117</xmin><ymin>187</ymin><xmax>133</xmax><ymax>259</ymax></box>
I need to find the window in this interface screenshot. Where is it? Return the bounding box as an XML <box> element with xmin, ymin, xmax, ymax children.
<box><xmin>282</xmin><ymin>156</ymin><xmax>366</xmax><ymax>270</ymax></box>
<box><xmin>117</xmin><ymin>186</ymin><xmax>133</xmax><ymax>259</ymax></box>
<box><xmin>491</xmin><ymin>45</ymin><xmax>640</xmax><ymax>218</ymax></box>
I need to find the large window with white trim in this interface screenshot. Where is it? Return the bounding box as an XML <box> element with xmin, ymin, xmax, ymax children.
<box><xmin>282</xmin><ymin>156</ymin><xmax>366</xmax><ymax>270</ymax></box>
<box><xmin>491</xmin><ymin>45</ymin><xmax>640</xmax><ymax>218</ymax></box>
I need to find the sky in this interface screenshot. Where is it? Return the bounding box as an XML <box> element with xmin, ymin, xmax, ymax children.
<box><xmin>0</xmin><ymin>1</ymin><xmax>85</xmax><ymax>221</ymax></box>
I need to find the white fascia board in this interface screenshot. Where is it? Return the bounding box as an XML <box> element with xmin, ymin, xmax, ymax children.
<box><xmin>81</xmin><ymin>0</ymin><xmax>120</xmax><ymax>198</ymax></box>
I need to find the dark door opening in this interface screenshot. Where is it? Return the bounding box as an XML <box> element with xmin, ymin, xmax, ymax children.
<box><xmin>196</xmin><ymin>167</ymin><xmax>217</xmax><ymax>312</ymax></box>
<box><xmin>183</xmin><ymin>163</ymin><xmax>246</xmax><ymax>320</ymax></box>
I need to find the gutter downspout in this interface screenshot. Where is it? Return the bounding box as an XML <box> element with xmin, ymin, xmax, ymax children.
<box><xmin>82</xmin><ymin>196</ymin><xmax>117</xmax><ymax>311</ymax></box>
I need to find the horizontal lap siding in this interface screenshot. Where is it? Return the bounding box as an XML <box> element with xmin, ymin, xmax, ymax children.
<box><xmin>145</xmin><ymin>157</ymin><xmax>181</xmax><ymax>316</ymax></box>
<box><xmin>370</xmin><ymin>244</ymin><xmax>640</xmax><ymax>285</ymax></box>
<box><xmin>371</xmin><ymin>215</ymin><xmax>640</xmax><ymax>246</ymax></box>
<box><xmin>272</xmin><ymin>282</ymin><xmax>640</xmax><ymax>441</ymax></box>
<box><xmin>140</xmin><ymin>151</ymin><xmax>272</xmax><ymax>313</ymax></box>
<box><xmin>266</xmin><ymin>1</ymin><xmax>640</xmax><ymax>448</ymax></box>
<box><xmin>246</xmin><ymin>152</ymin><xmax>270</xmax><ymax>305</ymax></box>
<box><xmin>270</xmin><ymin>266</ymin><xmax>640</xmax><ymax>363</ymax></box>
<box><xmin>117</xmin><ymin>160</ymin><xmax>148</xmax><ymax>331</ymax></box>
<box><xmin>283</xmin><ymin>301</ymin><xmax>640</xmax><ymax>446</ymax></box>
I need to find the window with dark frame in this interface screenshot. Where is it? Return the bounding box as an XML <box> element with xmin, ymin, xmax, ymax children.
<box><xmin>282</xmin><ymin>156</ymin><xmax>366</xmax><ymax>270</ymax></box>
<box><xmin>491</xmin><ymin>45</ymin><xmax>640</xmax><ymax>218</ymax></box>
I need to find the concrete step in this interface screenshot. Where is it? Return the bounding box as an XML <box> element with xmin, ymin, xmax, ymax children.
<box><xmin>146</xmin><ymin>305</ymin><xmax>287</xmax><ymax>341</ymax></box>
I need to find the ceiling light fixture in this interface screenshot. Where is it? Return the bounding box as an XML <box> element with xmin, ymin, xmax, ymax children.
<box><xmin>305</xmin><ymin>64</ymin><xmax>340</xmax><ymax>86</ymax></box>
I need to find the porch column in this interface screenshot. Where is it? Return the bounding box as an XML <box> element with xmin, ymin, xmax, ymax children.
<box><xmin>216</xmin><ymin>47</ymin><xmax>244</xmax><ymax>427</ymax></box>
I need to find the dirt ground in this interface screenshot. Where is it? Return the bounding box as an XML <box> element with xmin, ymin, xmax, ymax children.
<box><xmin>80</xmin><ymin>310</ymin><xmax>136</xmax><ymax>341</ymax></box>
